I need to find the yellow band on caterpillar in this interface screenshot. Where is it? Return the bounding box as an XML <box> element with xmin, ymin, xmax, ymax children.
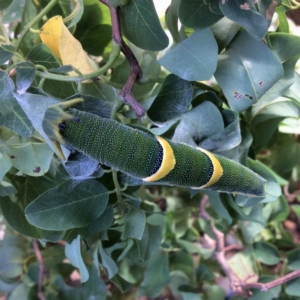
<box><xmin>143</xmin><ymin>136</ymin><xmax>176</xmax><ymax>182</ymax></box>
<box><xmin>193</xmin><ymin>147</ymin><xmax>223</xmax><ymax>189</ymax></box>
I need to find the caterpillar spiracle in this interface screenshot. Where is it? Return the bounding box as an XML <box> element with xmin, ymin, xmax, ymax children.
<box><xmin>42</xmin><ymin>99</ymin><xmax>266</xmax><ymax>197</ymax></box>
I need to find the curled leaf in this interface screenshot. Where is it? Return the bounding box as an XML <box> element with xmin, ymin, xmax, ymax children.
<box><xmin>39</xmin><ymin>16</ymin><xmax>96</xmax><ymax>76</ymax></box>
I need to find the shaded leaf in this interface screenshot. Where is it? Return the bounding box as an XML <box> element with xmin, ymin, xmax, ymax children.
<box><xmin>286</xmin><ymin>277</ymin><xmax>300</xmax><ymax>297</ymax></box>
<box><xmin>219</xmin><ymin>0</ymin><xmax>268</xmax><ymax>40</ymax></box>
<box><xmin>0</xmin><ymin>0</ymin><xmax>13</xmax><ymax>9</ymax></box>
<box><xmin>119</xmin><ymin>0</ymin><xmax>169</xmax><ymax>51</ymax></box>
<box><xmin>172</xmin><ymin>101</ymin><xmax>224</xmax><ymax>148</ymax></box>
<box><xmin>138</xmin><ymin>251</ymin><xmax>170</xmax><ymax>298</ymax></box>
<box><xmin>159</xmin><ymin>29</ymin><xmax>217</xmax><ymax>81</ymax></box>
<box><xmin>287</xmin><ymin>249</ymin><xmax>300</xmax><ymax>271</ymax></box>
<box><xmin>122</xmin><ymin>204</ymin><xmax>146</xmax><ymax>240</ymax></box>
<box><xmin>79</xmin><ymin>205</ymin><xmax>114</xmax><ymax>238</ymax></box>
<box><xmin>25</xmin><ymin>180</ymin><xmax>109</xmax><ymax>230</ymax></box>
<box><xmin>15</xmin><ymin>61</ymin><xmax>36</xmax><ymax>95</ymax></box>
<box><xmin>0</xmin><ymin>176</ymin><xmax>55</xmax><ymax>238</ymax></box>
<box><xmin>82</xmin><ymin>264</ymin><xmax>107</xmax><ymax>299</ymax></box>
<box><xmin>165</xmin><ymin>0</ymin><xmax>181</xmax><ymax>43</ymax></box>
<box><xmin>0</xmin><ymin>71</ymin><xmax>33</xmax><ymax>137</ymax></box>
<box><xmin>179</xmin><ymin>0</ymin><xmax>223</xmax><ymax>29</ymax></box>
<box><xmin>253</xmin><ymin>241</ymin><xmax>281</xmax><ymax>265</ymax></box>
<box><xmin>0</xmin><ymin>44</ymin><xmax>14</xmax><ymax>65</ymax></box>
<box><xmin>147</xmin><ymin>74</ymin><xmax>193</xmax><ymax>123</ymax></box>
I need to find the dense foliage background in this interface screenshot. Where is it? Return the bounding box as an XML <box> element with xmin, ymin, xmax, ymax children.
<box><xmin>0</xmin><ymin>0</ymin><xmax>300</xmax><ymax>299</ymax></box>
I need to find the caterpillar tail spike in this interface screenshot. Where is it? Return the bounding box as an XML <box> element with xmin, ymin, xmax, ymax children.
<box><xmin>42</xmin><ymin>98</ymin><xmax>84</xmax><ymax>161</ymax></box>
<box><xmin>42</xmin><ymin>99</ymin><xmax>266</xmax><ymax>197</ymax></box>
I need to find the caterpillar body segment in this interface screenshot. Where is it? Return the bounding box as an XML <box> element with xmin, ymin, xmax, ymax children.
<box><xmin>42</xmin><ymin>102</ymin><xmax>266</xmax><ymax>197</ymax></box>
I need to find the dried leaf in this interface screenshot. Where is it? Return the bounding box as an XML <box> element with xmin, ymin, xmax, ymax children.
<box><xmin>39</xmin><ymin>16</ymin><xmax>96</xmax><ymax>76</ymax></box>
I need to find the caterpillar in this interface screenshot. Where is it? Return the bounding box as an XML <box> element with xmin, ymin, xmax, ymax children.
<box><xmin>42</xmin><ymin>99</ymin><xmax>266</xmax><ymax>197</ymax></box>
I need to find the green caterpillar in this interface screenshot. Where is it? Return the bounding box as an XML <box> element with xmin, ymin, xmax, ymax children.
<box><xmin>42</xmin><ymin>99</ymin><xmax>266</xmax><ymax>196</ymax></box>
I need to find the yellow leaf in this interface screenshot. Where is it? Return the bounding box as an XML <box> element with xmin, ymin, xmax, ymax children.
<box><xmin>40</xmin><ymin>16</ymin><xmax>96</xmax><ymax>76</ymax></box>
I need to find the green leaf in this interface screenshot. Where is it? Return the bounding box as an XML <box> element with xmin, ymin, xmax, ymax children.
<box><xmin>292</xmin><ymin>205</ymin><xmax>300</xmax><ymax>220</ymax></box>
<box><xmin>14</xmin><ymin>93</ymin><xmax>60</xmax><ymax>156</ymax></box>
<box><xmin>270</xmin><ymin>135</ymin><xmax>300</xmax><ymax>176</ymax></box>
<box><xmin>0</xmin><ymin>0</ymin><xmax>13</xmax><ymax>10</ymax></box>
<box><xmin>210</xmin><ymin>17</ymin><xmax>240</xmax><ymax>51</ymax></box>
<box><xmin>135</xmin><ymin>223</ymin><xmax>162</xmax><ymax>261</ymax></box>
<box><xmin>227</xmin><ymin>246</ymin><xmax>256</xmax><ymax>282</ymax></box>
<box><xmin>269</xmin><ymin>32</ymin><xmax>300</xmax><ymax>63</ymax></box>
<box><xmin>98</xmin><ymin>241</ymin><xmax>118</xmax><ymax>279</ymax></box>
<box><xmin>65</xmin><ymin>235</ymin><xmax>89</xmax><ymax>282</ymax></box>
<box><xmin>0</xmin><ymin>246</ymin><xmax>23</xmax><ymax>280</ymax></box>
<box><xmin>0</xmin><ymin>44</ymin><xmax>14</xmax><ymax>65</ymax></box>
<box><xmin>159</xmin><ymin>29</ymin><xmax>217</xmax><ymax>81</ymax></box>
<box><xmin>239</xmin><ymin>205</ymin><xmax>265</xmax><ymax>242</ymax></box>
<box><xmin>26</xmin><ymin>43</ymin><xmax>60</xmax><ymax>70</ymax></box>
<box><xmin>258</xmin><ymin>0</ymin><xmax>280</xmax><ymax>26</ymax></box>
<box><xmin>165</xmin><ymin>0</ymin><xmax>181</xmax><ymax>43</ymax></box>
<box><xmin>206</xmin><ymin>191</ymin><xmax>232</xmax><ymax>224</ymax></box>
<box><xmin>74</xmin><ymin>0</ymin><xmax>112</xmax><ymax>55</ymax></box>
<box><xmin>82</xmin><ymin>264</ymin><xmax>107</xmax><ymax>299</ymax></box>
<box><xmin>169</xmin><ymin>251</ymin><xmax>194</xmax><ymax>278</ymax></box>
<box><xmin>253</xmin><ymin>242</ymin><xmax>280</xmax><ymax>265</ymax></box>
<box><xmin>3</xmin><ymin>0</ymin><xmax>25</xmax><ymax>24</ymax></box>
<box><xmin>119</xmin><ymin>0</ymin><xmax>169</xmax><ymax>51</ymax></box>
<box><xmin>7</xmin><ymin>140</ymin><xmax>53</xmax><ymax>176</ymax></box>
<box><xmin>25</xmin><ymin>180</ymin><xmax>109</xmax><ymax>230</ymax></box>
<box><xmin>215</xmin><ymin>31</ymin><xmax>283</xmax><ymax>112</ymax></box>
<box><xmin>179</xmin><ymin>0</ymin><xmax>223</xmax><ymax>29</ymax></box>
<box><xmin>147</xmin><ymin>74</ymin><xmax>193</xmax><ymax>123</ymax></box>
<box><xmin>0</xmin><ymin>71</ymin><xmax>33</xmax><ymax>137</ymax></box>
<box><xmin>287</xmin><ymin>249</ymin><xmax>300</xmax><ymax>271</ymax></box>
<box><xmin>79</xmin><ymin>205</ymin><xmax>114</xmax><ymax>238</ymax></box>
<box><xmin>286</xmin><ymin>276</ymin><xmax>300</xmax><ymax>297</ymax></box>
<box><xmin>0</xmin><ymin>176</ymin><xmax>55</xmax><ymax>238</ymax></box>
<box><xmin>172</xmin><ymin>101</ymin><xmax>223</xmax><ymax>143</ymax></box>
<box><xmin>138</xmin><ymin>251</ymin><xmax>169</xmax><ymax>298</ymax></box>
<box><xmin>122</xmin><ymin>204</ymin><xmax>146</xmax><ymax>240</ymax></box>
<box><xmin>219</xmin><ymin>0</ymin><xmax>268</xmax><ymax>40</ymax></box>
<box><xmin>263</xmin><ymin>195</ymin><xmax>289</xmax><ymax>223</ymax></box>
<box><xmin>5</xmin><ymin>282</ymin><xmax>32</xmax><ymax>299</ymax></box>
<box><xmin>15</xmin><ymin>61</ymin><xmax>36</xmax><ymax>95</ymax></box>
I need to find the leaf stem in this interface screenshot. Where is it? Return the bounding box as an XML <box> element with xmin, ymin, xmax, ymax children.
<box><xmin>35</xmin><ymin>42</ymin><xmax>121</xmax><ymax>82</ymax></box>
<box><xmin>0</xmin><ymin>12</ymin><xmax>10</xmax><ymax>44</ymax></box>
<box><xmin>15</xmin><ymin>0</ymin><xmax>59</xmax><ymax>52</ymax></box>
<box><xmin>63</xmin><ymin>0</ymin><xmax>80</xmax><ymax>23</ymax></box>
<box><xmin>112</xmin><ymin>170</ymin><xmax>125</xmax><ymax>213</ymax></box>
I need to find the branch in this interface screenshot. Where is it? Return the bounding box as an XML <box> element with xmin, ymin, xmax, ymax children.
<box><xmin>198</xmin><ymin>195</ymin><xmax>300</xmax><ymax>297</ymax></box>
<box><xmin>240</xmin><ymin>269</ymin><xmax>300</xmax><ymax>291</ymax></box>
<box><xmin>99</xmin><ymin>0</ymin><xmax>145</xmax><ymax>118</ymax></box>
<box><xmin>33</xmin><ymin>239</ymin><xmax>45</xmax><ymax>300</ymax></box>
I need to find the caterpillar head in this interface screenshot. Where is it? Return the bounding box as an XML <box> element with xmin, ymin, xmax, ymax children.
<box><xmin>42</xmin><ymin>98</ymin><xmax>83</xmax><ymax>161</ymax></box>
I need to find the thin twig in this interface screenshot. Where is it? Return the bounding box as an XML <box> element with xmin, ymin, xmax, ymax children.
<box><xmin>33</xmin><ymin>239</ymin><xmax>45</xmax><ymax>300</ymax></box>
<box><xmin>199</xmin><ymin>195</ymin><xmax>300</xmax><ymax>297</ymax></box>
<box><xmin>240</xmin><ymin>269</ymin><xmax>300</xmax><ymax>292</ymax></box>
<box><xmin>99</xmin><ymin>0</ymin><xmax>145</xmax><ymax>117</ymax></box>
